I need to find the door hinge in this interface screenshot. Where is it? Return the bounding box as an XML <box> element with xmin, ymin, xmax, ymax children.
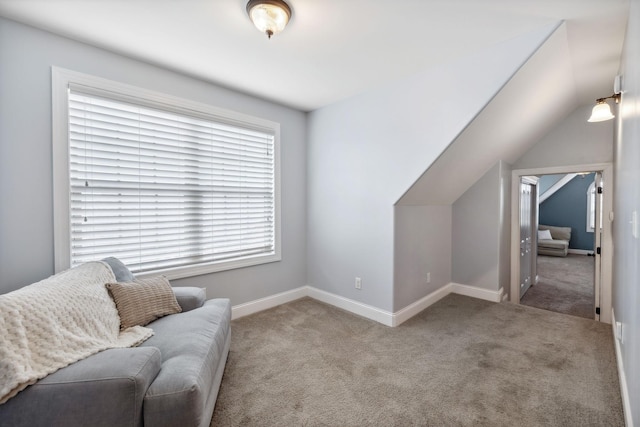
<box><xmin>596</xmin><ymin>307</ymin><xmax>601</xmax><ymax>315</ymax></box>
<box><xmin>596</xmin><ymin>247</ymin><xmax>601</xmax><ymax>255</ymax></box>
<box><xmin>598</xmin><ymin>186</ymin><xmax>603</xmax><ymax>194</ymax></box>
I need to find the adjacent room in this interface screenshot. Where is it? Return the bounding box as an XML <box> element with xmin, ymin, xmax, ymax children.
<box><xmin>0</xmin><ymin>1</ymin><xmax>638</xmax><ymax>426</ymax></box>
<box><xmin>520</xmin><ymin>172</ymin><xmax>600</xmax><ymax>319</ymax></box>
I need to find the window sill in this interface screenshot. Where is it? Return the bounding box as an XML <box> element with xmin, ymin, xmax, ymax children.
<box><xmin>135</xmin><ymin>253</ymin><xmax>282</xmax><ymax>281</ymax></box>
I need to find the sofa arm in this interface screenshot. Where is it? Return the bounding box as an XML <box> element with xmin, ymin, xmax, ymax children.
<box><xmin>172</xmin><ymin>286</ymin><xmax>206</xmax><ymax>312</ymax></box>
<box><xmin>0</xmin><ymin>347</ymin><xmax>162</xmax><ymax>427</ymax></box>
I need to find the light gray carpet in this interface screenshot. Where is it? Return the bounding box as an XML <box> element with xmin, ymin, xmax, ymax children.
<box><xmin>521</xmin><ymin>254</ymin><xmax>595</xmax><ymax>319</ymax></box>
<box><xmin>210</xmin><ymin>295</ymin><xmax>622</xmax><ymax>426</ymax></box>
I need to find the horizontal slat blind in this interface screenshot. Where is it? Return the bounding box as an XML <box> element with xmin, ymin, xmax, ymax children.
<box><xmin>68</xmin><ymin>90</ymin><xmax>276</xmax><ymax>274</ymax></box>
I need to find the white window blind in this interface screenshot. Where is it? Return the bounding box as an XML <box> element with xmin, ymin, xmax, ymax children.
<box><xmin>67</xmin><ymin>88</ymin><xmax>277</xmax><ymax>275</ymax></box>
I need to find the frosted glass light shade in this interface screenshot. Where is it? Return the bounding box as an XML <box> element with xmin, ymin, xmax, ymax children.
<box><xmin>247</xmin><ymin>0</ymin><xmax>291</xmax><ymax>39</ymax></box>
<box><xmin>588</xmin><ymin>102</ymin><xmax>614</xmax><ymax>122</ymax></box>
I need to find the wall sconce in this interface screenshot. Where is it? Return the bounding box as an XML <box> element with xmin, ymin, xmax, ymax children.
<box><xmin>588</xmin><ymin>75</ymin><xmax>622</xmax><ymax>123</ymax></box>
<box><xmin>246</xmin><ymin>0</ymin><xmax>292</xmax><ymax>39</ymax></box>
<box><xmin>587</xmin><ymin>94</ymin><xmax>620</xmax><ymax>122</ymax></box>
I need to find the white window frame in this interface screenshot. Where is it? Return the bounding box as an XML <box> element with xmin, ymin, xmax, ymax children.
<box><xmin>52</xmin><ymin>67</ymin><xmax>281</xmax><ymax>280</ymax></box>
<box><xmin>587</xmin><ymin>182</ymin><xmax>596</xmax><ymax>233</ymax></box>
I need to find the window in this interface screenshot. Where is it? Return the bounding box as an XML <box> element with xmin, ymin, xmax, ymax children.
<box><xmin>586</xmin><ymin>181</ymin><xmax>602</xmax><ymax>233</ymax></box>
<box><xmin>53</xmin><ymin>68</ymin><xmax>280</xmax><ymax>279</ymax></box>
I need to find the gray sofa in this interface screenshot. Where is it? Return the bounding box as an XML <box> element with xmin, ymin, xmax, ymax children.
<box><xmin>537</xmin><ymin>224</ymin><xmax>572</xmax><ymax>257</ymax></box>
<box><xmin>0</xmin><ymin>260</ymin><xmax>231</xmax><ymax>427</ymax></box>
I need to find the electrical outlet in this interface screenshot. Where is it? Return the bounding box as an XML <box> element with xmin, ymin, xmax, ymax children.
<box><xmin>426</xmin><ymin>272</ymin><xmax>431</xmax><ymax>283</ymax></box>
<box><xmin>355</xmin><ymin>277</ymin><xmax>362</xmax><ymax>290</ymax></box>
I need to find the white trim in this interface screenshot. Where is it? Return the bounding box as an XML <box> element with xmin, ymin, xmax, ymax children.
<box><xmin>51</xmin><ymin>67</ymin><xmax>72</xmax><ymax>273</ymax></box>
<box><xmin>52</xmin><ymin>66</ymin><xmax>282</xmax><ymax>279</ymax></box>
<box><xmin>392</xmin><ymin>284</ymin><xmax>452</xmax><ymax>326</ymax></box>
<box><xmin>539</xmin><ymin>173</ymin><xmax>577</xmax><ymax>203</ymax></box>
<box><xmin>307</xmin><ymin>286</ymin><xmax>394</xmax><ymax>326</ymax></box>
<box><xmin>567</xmin><ymin>249</ymin><xmax>593</xmax><ymax>255</ymax></box>
<box><xmin>231</xmin><ymin>286</ymin><xmax>308</xmax><ymax>320</ymax></box>
<box><xmin>231</xmin><ymin>283</ymin><xmax>506</xmax><ymax>327</ymax></box>
<box><xmin>451</xmin><ymin>283</ymin><xmax>504</xmax><ymax>302</ymax></box>
<box><xmin>587</xmin><ymin>181</ymin><xmax>596</xmax><ymax>232</ymax></box>
<box><xmin>611</xmin><ymin>309</ymin><xmax>634</xmax><ymax>427</ymax></box>
<box><xmin>511</xmin><ymin>163</ymin><xmax>613</xmax><ymax>324</ymax></box>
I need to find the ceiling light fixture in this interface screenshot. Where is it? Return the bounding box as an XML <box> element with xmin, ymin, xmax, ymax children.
<box><xmin>246</xmin><ymin>0</ymin><xmax>291</xmax><ymax>39</ymax></box>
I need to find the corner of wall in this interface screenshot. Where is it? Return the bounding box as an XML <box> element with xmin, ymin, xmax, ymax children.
<box><xmin>451</xmin><ymin>162</ymin><xmax>503</xmax><ymax>291</ymax></box>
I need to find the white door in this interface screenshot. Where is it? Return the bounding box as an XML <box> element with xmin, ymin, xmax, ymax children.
<box><xmin>593</xmin><ymin>172</ymin><xmax>603</xmax><ymax>321</ymax></box>
<box><xmin>519</xmin><ymin>178</ymin><xmax>537</xmax><ymax>298</ymax></box>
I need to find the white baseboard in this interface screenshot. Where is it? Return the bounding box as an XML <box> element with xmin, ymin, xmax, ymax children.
<box><xmin>450</xmin><ymin>283</ymin><xmax>504</xmax><ymax>303</ymax></box>
<box><xmin>232</xmin><ymin>282</ymin><xmax>505</xmax><ymax>327</ymax></box>
<box><xmin>392</xmin><ymin>284</ymin><xmax>452</xmax><ymax>326</ymax></box>
<box><xmin>231</xmin><ymin>286</ymin><xmax>308</xmax><ymax>320</ymax></box>
<box><xmin>567</xmin><ymin>248</ymin><xmax>594</xmax><ymax>255</ymax></box>
<box><xmin>611</xmin><ymin>309</ymin><xmax>634</xmax><ymax>427</ymax></box>
<box><xmin>307</xmin><ymin>286</ymin><xmax>394</xmax><ymax>326</ymax></box>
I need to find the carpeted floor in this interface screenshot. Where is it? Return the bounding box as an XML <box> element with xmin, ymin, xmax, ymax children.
<box><xmin>520</xmin><ymin>254</ymin><xmax>594</xmax><ymax>319</ymax></box>
<box><xmin>210</xmin><ymin>295</ymin><xmax>623</xmax><ymax>426</ymax></box>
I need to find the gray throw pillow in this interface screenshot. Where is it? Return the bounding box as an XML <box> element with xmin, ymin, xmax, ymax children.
<box><xmin>101</xmin><ymin>257</ymin><xmax>135</xmax><ymax>282</ymax></box>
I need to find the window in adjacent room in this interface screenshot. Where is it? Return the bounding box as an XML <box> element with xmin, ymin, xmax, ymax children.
<box><xmin>52</xmin><ymin>68</ymin><xmax>281</xmax><ymax>279</ymax></box>
<box><xmin>586</xmin><ymin>181</ymin><xmax>602</xmax><ymax>233</ymax></box>
<box><xmin>587</xmin><ymin>182</ymin><xmax>596</xmax><ymax>232</ymax></box>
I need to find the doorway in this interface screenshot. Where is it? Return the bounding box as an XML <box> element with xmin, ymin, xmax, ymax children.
<box><xmin>519</xmin><ymin>172</ymin><xmax>600</xmax><ymax>319</ymax></box>
<box><xmin>510</xmin><ymin>163</ymin><xmax>613</xmax><ymax>323</ymax></box>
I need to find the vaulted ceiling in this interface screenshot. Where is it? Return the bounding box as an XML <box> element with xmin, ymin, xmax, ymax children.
<box><xmin>398</xmin><ymin>23</ymin><xmax>579</xmax><ymax>205</ymax></box>
<box><xmin>0</xmin><ymin>0</ymin><xmax>629</xmax><ymax>111</ymax></box>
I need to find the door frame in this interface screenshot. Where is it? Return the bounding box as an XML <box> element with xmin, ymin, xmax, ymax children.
<box><xmin>509</xmin><ymin>163</ymin><xmax>614</xmax><ymax>323</ymax></box>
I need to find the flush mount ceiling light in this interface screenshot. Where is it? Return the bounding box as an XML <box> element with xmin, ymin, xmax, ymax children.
<box><xmin>246</xmin><ymin>0</ymin><xmax>291</xmax><ymax>39</ymax></box>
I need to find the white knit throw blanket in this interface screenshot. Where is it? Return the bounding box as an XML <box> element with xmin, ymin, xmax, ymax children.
<box><xmin>0</xmin><ymin>262</ymin><xmax>154</xmax><ymax>404</ymax></box>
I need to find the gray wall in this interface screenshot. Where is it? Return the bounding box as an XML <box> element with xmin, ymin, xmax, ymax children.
<box><xmin>307</xmin><ymin>29</ymin><xmax>552</xmax><ymax>312</ymax></box>
<box><xmin>452</xmin><ymin>161</ymin><xmax>509</xmax><ymax>292</ymax></box>
<box><xmin>613</xmin><ymin>1</ymin><xmax>640</xmax><ymax>423</ymax></box>
<box><xmin>0</xmin><ymin>18</ymin><xmax>307</xmax><ymax>305</ymax></box>
<box><xmin>498</xmin><ymin>161</ymin><xmax>512</xmax><ymax>299</ymax></box>
<box><xmin>393</xmin><ymin>205</ymin><xmax>452</xmax><ymax>311</ymax></box>
<box><xmin>513</xmin><ymin>104</ymin><xmax>613</xmax><ymax>169</ymax></box>
<box><xmin>539</xmin><ymin>174</ymin><xmax>595</xmax><ymax>250</ymax></box>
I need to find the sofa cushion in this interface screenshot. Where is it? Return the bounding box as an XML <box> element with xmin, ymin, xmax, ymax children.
<box><xmin>141</xmin><ymin>299</ymin><xmax>231</xmax><ymax>427</ymax></box>
<box><xmin>0</xmin><ymin>347</ymin><xmax>161</xmax><ymax>427</ymax></box>
<box><xmin>102</xmin><ymin>257</ymin><xmax>135</xmax><ymax>282</ymax></box>
<box><xmin>538</xmin><ymin>239</ymin><xmax>569</xmax><ymax>250</ymax></box>
<box><xmin>106</xmin><ymin>276</ymin><xmax>182</xmax><ymax>329</ymax></box>
<box><xmin>538</xmin><ymin>224</ymin><xmax>571</xmax><ymax>242</ymax></box>
<box><xmin>172</xmin><ymin>286</ymin><xmax>207</xmax><ymax>312</ymax></box>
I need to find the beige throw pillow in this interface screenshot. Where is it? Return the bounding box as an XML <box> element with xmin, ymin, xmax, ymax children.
<box><xmin>106</xmin><ymin>276</ymin><xmax>182</xmax><ymax>329</ymax></box>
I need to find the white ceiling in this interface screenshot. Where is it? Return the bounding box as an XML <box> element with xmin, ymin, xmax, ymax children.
<box><xmin>0</xmin><ymin>0</ymin><xmax>630</xmax><ymax>111</ymax></box>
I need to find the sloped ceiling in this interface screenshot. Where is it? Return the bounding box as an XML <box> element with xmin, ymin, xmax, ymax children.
<box><xmin>0</xmin><ymin>0</ymin><xmax>629</xmax><ymax>111</ymax></box>
<box><xmin>397</xmin><ymin>23</ymin><xmax>583</xmax><ymax>205</ymax></box>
